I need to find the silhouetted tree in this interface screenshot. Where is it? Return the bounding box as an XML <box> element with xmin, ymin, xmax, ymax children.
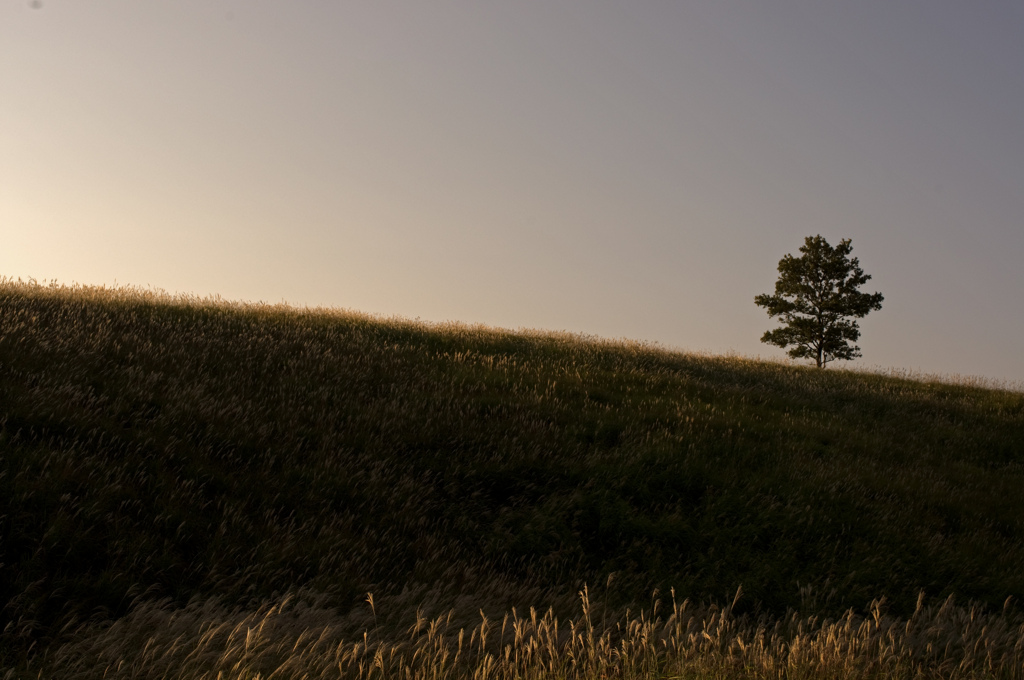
<box><xmin>755</xmin><ymin>235</ymin><xmax>883</xmax><ymax>368</ymax></box>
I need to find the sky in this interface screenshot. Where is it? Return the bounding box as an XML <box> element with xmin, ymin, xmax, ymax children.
<box><xmin>3</xmin><ymin>1</ymin><xmax>1023</xmax><ymax>384</ymax></box>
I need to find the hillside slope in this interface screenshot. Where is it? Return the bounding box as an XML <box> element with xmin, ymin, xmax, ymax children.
<box><xmin>2</xmin><ymin>280</ymin><xmax>1023</xmax><ymax>660</ymax></box>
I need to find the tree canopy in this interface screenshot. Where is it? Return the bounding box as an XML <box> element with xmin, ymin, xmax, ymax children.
<box><xmin>755</xmin><ymin>235</ymin><xmax>883</xmax><ymax>368</ymax></box>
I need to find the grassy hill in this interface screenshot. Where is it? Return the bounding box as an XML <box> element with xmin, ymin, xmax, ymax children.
<box><xmin>2</xmin><ymin>279</ymin><xmax>1024</xmax><ymax>678</ymax></box>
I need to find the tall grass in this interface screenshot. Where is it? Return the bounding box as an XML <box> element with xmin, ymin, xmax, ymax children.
<box><xmin>2</xmin><ymin>279</ymin><xmax>1023</xmax><ymax>676</ymax></box>
<box><xmin>22</xmin><ymin>588</ymin><xmax>1024</xmax><ymax>679</ymax></box>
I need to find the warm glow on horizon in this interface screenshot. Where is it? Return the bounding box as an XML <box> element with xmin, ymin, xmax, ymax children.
<box><xmin>3</xmin><ymin>1</ymin><xmax>1023</xmax><ymax>381</ymax></box>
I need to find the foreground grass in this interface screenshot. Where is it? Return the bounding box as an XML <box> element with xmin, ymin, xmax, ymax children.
<box><xmin>24</xmin><ymin>589</ymin><xmax>1024</xmax><ymax>680</ymax></box>
<box><xmin>2</xmin><ymin>279</ymin><xmax>1023</xmax><ymax>677</ymax></box>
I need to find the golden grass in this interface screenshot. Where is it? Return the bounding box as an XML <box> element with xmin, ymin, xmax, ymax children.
<box><xmin>17</xmin><ymin>588</ymin><xmax>1024</xmax><ymax>680</ymax></box>
<box><xmin>7</xmin><ymin>277</ymin><xmax>1018</xmax><ymax>393</ymax></box>
<box><xmin>3</xmin><ymin>279</ymin><xmax>1024</xmax><ymax>678</ymax></box>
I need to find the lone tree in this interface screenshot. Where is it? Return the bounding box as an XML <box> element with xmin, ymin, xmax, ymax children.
<box><xmin>755</xmin><ymin>235</ymin><xmax>883</xmax><ymax>368</ymax></box>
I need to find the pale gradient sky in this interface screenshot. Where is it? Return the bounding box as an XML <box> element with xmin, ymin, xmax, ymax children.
<box><xmin>3</xmin><ymin>1</ymin><xmax>1023</xmax><ymax>383</ymax></box>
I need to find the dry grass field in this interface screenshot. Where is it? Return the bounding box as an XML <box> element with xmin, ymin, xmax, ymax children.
<box><xmin>2</xmin><ymin>279</ymin><xmax>1023</xmax><ymax>678</ymax></box>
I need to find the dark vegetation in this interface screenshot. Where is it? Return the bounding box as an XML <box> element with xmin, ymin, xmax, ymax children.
<box><xmin>2</xmin><ymin>280</ymin><xmax>1023</xmax><ymax>674</ymax></box>
<box><xmin>755</xmin><ymin>235</ymin><xmax>884</xmax><ymax>368</ymax></box>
